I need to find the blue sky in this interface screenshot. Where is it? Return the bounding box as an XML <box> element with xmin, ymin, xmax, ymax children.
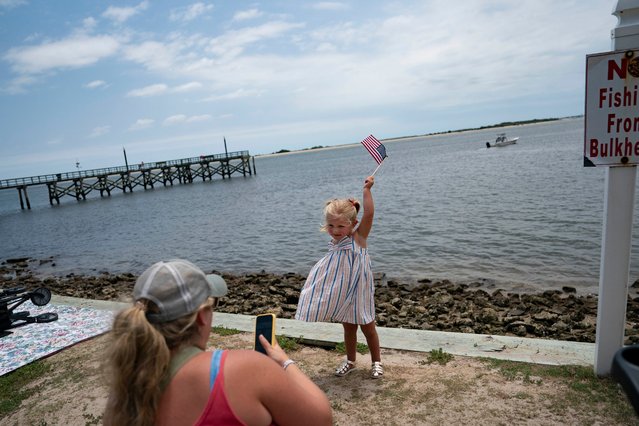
<box><xmin>0</xmin><ymin>1</ymin><xmax>616</xmax><ymax>179</ymax></box>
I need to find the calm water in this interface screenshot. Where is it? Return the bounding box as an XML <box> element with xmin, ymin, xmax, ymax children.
<box><xmin>0</xmin><ymin>117</ymin><xmax>632</xmax><ymax>294</ymax></box>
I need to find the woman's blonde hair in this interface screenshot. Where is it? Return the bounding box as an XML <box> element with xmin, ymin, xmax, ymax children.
<box><xmin>320</xmin><ymin>198</ymin><xmax>360</xmax><ymax>232</ymax></box>
<box><xmin>103</xmin><ymin>297</ymin><xmax>213</xmax><ymax>426</ymax></box>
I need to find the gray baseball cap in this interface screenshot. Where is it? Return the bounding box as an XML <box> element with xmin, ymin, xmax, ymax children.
<box><xmin>133</xmin><ymin>259</ymin><xmax>228</xmax><ymax>323</ymax></box>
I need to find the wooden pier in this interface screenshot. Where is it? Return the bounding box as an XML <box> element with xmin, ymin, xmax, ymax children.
<box><xmin>0</xmin><ymin>151</ymin><xmax>255</xmax><ymax>209</ymax></box>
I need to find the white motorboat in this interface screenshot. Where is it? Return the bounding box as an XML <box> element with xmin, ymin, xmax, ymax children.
<box><xmin>486</xmin><ymin>133</ymin><xmax>519</xmax><ymax>148</ymax></box>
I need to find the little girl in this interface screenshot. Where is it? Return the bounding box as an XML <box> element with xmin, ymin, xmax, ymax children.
<box><xmin>295</xmin><ymin>175</ymin><xmax>383</xmax><ymax>379</ymax></box>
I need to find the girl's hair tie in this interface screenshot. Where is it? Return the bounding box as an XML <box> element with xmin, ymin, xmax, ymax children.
<box><xmin>348</xmin><ymin>198</ymin><xmax>361</xmax><ymax>213</ymax></box>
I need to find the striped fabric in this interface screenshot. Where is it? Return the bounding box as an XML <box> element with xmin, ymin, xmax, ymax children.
<box><xmin>295</xmin><ymin>236</ymin><xmax>375</xmax><ymax>325</ymax></box>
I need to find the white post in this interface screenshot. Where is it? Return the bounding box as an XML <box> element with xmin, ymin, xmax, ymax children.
<box><xmin>594</xmin><ymin>0</ymin><xmax>639</xmax><ymax>376</ymax></box>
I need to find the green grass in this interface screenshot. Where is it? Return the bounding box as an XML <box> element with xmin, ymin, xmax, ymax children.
<box><xmin>0</xmin><ymin>361</ymin><xmax>51</xmax><ymax>417</ymax></box>
<box><xmin>278</xmin><ymin>335</ymin><xmax>301</xmax><ymax>352</ymax></box>
<box><xmin>334</xmin><ymin>342</ymin><xmax>369</xmax><ymax>355</ymax></box>
<box><xmin>480</xmin><ymin>357</ymin><xmax>541</xmax><ymax>384</ymax></box>
<box><xmin>419</xmin><ymin>348</ymin><xmax>454</xmax><ymax>365</ymax></box>
<box><xmin>211</xmin><ymin>326</ymin><xmax>242</xmax><ymax>336</ymax></box>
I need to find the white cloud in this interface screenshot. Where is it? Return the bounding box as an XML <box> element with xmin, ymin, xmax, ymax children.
<box><xmin>129</xmin><ymin>118</ymin><xmax>155</xmax><ymax>130</ymax></box>
<box><xmin>163</xmin><ymin>114</ymin><xmax>211</xmax><ymax>125</ymax></box>
<box><xmin>202</xmin><ymin>88</ymin><xmax>263</xmax><ymax>101</ymax></box>
<box><xmin>170</xmin><ymin>3</ymin><xmax>214</xmax><ymax>22</ymax></box>
<box><xmin>23</xmin><ymin>32</ymin><xmax>43</xmax><ymax>43</ymax></box>
<box><xmin>3</xmin><ymin>75</ymin><xmax>38</xmax><ymax>94</ymax></box>
<box><xmin>0</xmin><ymin>0</ymin><xmax>26</xmax><ymax>9</ymax></box>
<box><xmin>4</xmin><ymin>35</ymin><xmax>120</xmax><ymax>74</ymax></box>
<box><xmin>164</xmin><ymin>114</ymin><xmax>187</xmax><ymax>125</ymax></box>
<box><xmin>82</xmin><ymin>17</ymin><xmax>97</xmax><ymax>32</ymax></box>
<box><xmin>173</xmin><ymin>81</ymin><xmax>203</xmax><ymax>93</ymax></box>
<box><xmin>207</xmin><ymin>21</ymin><xmax>305</xmax><ymax>57</ymax></box>
<box><xmin>102</xmin><ymin>1</ymin><xmax>149</xmax><ymax>24</ymax></box>
<box><xmin>166</xmin><ymin>1</ymin><xmax>609</xmax><ymax>115</ymax></box>
<box><xmin>84</xmin><ymin>80</ymin><xmax>107</xmax><ymax>89</ymax></box>
<box><xmin>187</xmin><ymin>114</ymin><xmax>211</xmax><ymax>123</ymax></box>
<box><xmin>125</xmin><ymin>82</ymin><xmax>204</xmax><ymax>97</ymax></box>
<box><xmin>122</xmin><ymin>41</ymin><xmax>179</xmax><ymax>71</ymax></box>
<box><xmin>126</xmin><ymin>83</ymin><xmax>168</xmax><ymax>97</ymax></box>
<box><xmin>312</xmin><ymin>2</ymin><xmax>350</xmax><ymax>11</ymax></box>
<box><xmin>232</xmin><ymin>8</ymin><xmax>263</xmax><ymax>22</ymax></box>
<box><xmin>89</xmin><ymin>126</ymin><xmax>110</xmax><ymax>138</ymax></box>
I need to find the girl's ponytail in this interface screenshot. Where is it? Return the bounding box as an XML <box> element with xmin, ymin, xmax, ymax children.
<box><xmin>348</xmin><ymin>198</ymin><xmax>360</xmax><ymax>213</ymax></box>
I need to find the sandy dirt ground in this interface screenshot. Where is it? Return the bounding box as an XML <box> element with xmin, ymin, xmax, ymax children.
<box><xmin>2</xmin><ymin>330</ymin><xmax>638</xmax><ymax>426</ymax></box>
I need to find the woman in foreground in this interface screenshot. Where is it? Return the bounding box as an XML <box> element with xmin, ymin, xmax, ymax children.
<box><xmin>103</xmin><ymin>259</ymin><xmax>332</xmax><ymax>426</ymax></box>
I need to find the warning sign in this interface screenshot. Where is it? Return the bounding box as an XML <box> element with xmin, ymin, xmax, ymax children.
<box><xmin>585</xmin><ymin>50</ymin><xmax>639</xmax><ymax>167</ymax></box>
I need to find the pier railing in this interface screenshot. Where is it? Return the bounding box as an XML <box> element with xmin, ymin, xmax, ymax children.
<box><xmin>0</xmin><ymin>150</ymin><xmax>255</xmax><ymax>209</ymax></box>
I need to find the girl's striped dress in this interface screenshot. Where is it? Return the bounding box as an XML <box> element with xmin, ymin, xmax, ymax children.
<box><xmin>295</xmin><ymin>236</ymin><xmax>375</xmax><ymax>324</ymax></box>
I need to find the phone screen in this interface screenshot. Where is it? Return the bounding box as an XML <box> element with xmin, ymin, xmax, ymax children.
<box><xmin>254</xmin><ymin>314</ymin><xmax>275</xmax><ymax>354</ymax></box>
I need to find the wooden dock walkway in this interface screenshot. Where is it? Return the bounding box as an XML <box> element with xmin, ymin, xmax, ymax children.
<box><xmin>0</xmin><ymin>151</ymin><xmax>255</xmax><ymax>209</ymax></box>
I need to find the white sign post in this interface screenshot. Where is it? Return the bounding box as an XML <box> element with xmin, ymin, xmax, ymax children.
<box><xmin>588</xmin><ymin>0</ymin><xmax>639</xmax><ymax>377</ymax></box>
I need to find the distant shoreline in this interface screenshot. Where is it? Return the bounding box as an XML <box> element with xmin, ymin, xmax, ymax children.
<box><xmin>255</xmin><ymin>116</ymin><xmax>581</xmax><ymax>159</ymax></box>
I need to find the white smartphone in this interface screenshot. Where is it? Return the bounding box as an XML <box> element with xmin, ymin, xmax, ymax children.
<box><xmin>254</xmin><ymin>313</ymin><xmax>276</xmax><ymax>354</ymax></box>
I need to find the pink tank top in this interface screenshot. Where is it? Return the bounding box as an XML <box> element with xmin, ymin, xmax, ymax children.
<box><xmin>194</xmin><ymin>350</ymin><xmax>245</xmax><ymax>425</ymax></box>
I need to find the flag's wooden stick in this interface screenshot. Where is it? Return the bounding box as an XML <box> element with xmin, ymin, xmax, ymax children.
<box><xmin>371</xmin><ymin>161</ymin><xmax>384</xmax><ymax>177</ymax></box>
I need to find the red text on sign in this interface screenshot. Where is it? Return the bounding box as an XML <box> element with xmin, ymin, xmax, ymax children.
<box><xmin>599</xmin><ymin>85</ymin><xmax>639</xmax><ymax>108</ymax></box>
<box><xmin>590</xmin><ymin>136</ymin><xmax>639</xmax><ymax>157</ymax></box>
<box><xmin>608</xmin><ymin>58</ymin><xmax>628</xmax><ymax>80</ymax></box>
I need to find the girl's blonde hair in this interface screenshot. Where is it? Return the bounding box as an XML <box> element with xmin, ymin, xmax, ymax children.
<box><xmin>320</xmin><ymin>198</ymin><xmax>360</xmax><ymax>232</ymax></box>
<box><xmin>103</xmin><ymin>297</ymin><xmax>213</xmax><ymax>426</ymax></box>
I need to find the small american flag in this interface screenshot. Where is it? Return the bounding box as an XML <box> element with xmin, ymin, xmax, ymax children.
<box><xmin>360</xmin><ymin>135</ymin><xmax>387</xmax><ymax>164</ymax></box>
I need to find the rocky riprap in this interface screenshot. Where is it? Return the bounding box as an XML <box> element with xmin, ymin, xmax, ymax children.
<box><xmin>3</xmin><ymin>257</ymin><xmax>639</xmax><ymax>345</ymax></box>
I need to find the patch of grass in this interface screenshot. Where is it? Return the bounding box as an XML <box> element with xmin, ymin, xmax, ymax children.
<box><xmin>211</xmin><ymin>326</ymin><xmax>242</xmax><ymax>336</ymax></box>
<box><xmin>419</xmin><ymin>348</ymin><xmax>454</xmax><ymax>365</ymax></box>
<box><xmin>377</xmin><ymin>378</ymin><xmax>411</xmax><ymax>403</ymax></box>
<box><xmin>479</xmin><ymin>359</ymin><xmax>637</xmax><ymax>423</ymax></box>
<box><xmin>350</xmin><ymin>387</ymin><xmax>364</xmax><ymax>401</ymax></box>
<box><xmin>480</xmin><ymin>357</ymin><xmax>540</xmax><ymax>383</ymax></box>
<box><xmin>513</xmin><ymin>391</ymin><xmax>531</xmax><ymax>400</ymax></box>
<box><xmin>0</xmin><ymin>361</ymin><xmax>51</xmax><ymax>417</ymax></box>
<box><xmin>334</xmin><ymin>342</ymin><xmax>369</xmax><ymax>355</ymax></box>
<box><xmin>439</xmin><ymin>375</ymin><xmax>472</xmax><ymax>397</ymax></box>
<box><xmin>278</xmin><ymin>335</ymin><xmax>301</xmax><ymax>352</ymax></box>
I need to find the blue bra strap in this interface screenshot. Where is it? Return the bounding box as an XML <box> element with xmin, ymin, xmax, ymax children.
<box><xmin>209</xmin><ymin>350</ymin><xmax>224</xmax><ymax>391</ymax></box>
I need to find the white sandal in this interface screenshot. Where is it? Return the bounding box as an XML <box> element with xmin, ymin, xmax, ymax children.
<box><xmin>335</xmin><ymin>360</ymin><xmax>356</xmax><ymax>377</ymax></box>
<box><xmin>370</xmin><ymin>362</ymin><xmax>384</xmax><ymax>379</ymax></box>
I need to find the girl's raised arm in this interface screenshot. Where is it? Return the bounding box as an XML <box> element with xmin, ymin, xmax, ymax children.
<box><xmin>356</xmin><ymin>176</ymin><xmax>375</xmax><ymax>241</ymax></box>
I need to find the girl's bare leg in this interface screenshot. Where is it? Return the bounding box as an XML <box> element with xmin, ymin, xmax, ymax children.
<box><xmin>360</xmin><ymin>321</ymin><xmax>381</xmax><ymax>363</ymax></box>
<box><xmin>342</xmin><ymin>322</ymin><xmax>359</xmax><ymax>361</ymax></box>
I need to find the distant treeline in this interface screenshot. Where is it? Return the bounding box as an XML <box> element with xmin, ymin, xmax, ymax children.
<box><xmin>392</xmin><ymin>116</ymin><xmax>576</xmax><ymax>140</ymax></box>
<box><xmin>273</xmin><ymin>145</ymin><xmax>324</xmax><ymax>154</ymax></box>
<box><xmin>269</xmin><ymin>116</ymin><xmax>581</xmax><ymax>155</ymax></box>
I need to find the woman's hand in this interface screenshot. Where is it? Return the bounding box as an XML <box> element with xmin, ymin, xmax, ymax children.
<box><xmin>258</xmin><ymin>334</ymin><xmax>290</xmax><ymax>366</ymax></box>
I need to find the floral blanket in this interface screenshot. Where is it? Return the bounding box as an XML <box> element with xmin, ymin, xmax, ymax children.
<box><xmin>0</xmin><ymin>301</ymin><xmax>113</xmax><ymax>376</ymax></box>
